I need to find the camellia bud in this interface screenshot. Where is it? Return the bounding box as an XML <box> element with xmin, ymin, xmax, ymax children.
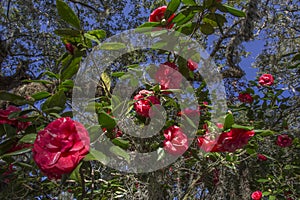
<box><xmin>65</xmin><ymin>43</ymin><xmax>75</xmax><ymax>55</ymax></box>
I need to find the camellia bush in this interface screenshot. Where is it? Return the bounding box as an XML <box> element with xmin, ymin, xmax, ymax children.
<box><xmin>0</xmin><ymin>0</ymin><xmax>299</xmax><ymax>199</ymax></box>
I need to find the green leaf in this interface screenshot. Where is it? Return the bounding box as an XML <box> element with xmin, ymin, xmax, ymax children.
<box><xmin>69</xmin><ymin>162</ymin><xmax>82</xmax><ymax>181</ymax></box>
<box><xmin>87</xmin><ymin>29</ymin><xmax>106</xmax><ymax>40</ymax></box>
<box><xmin>231</xmin><ymin>124</ymin><xmax>254</xmax><ymax>131</ymax></box>
<box><xmin>31</xmin><ymin>91</ymin><xmax>51</xmax><ymax>101</ymax></box>
<box><xmin>0</xmin><ymin>148</ymin><xmax>31</xmax><ymax>158</ymax></box>
<box><xmin>200</xmin><ymin>23</ymin><xmax>214</xmax><ymax>35</ymax></box>
<box><xmin>110</xmin><ymin>146</ymin><xmax>130</xmax><ymax>163</ymax></box>
<box><xmin>0</xmin><ymin>92</ymin><xmax>31</xmax><ymax>105</ymax></box>
<box><xmin>41</xmin><ymin>90</ymin><xmax>66</xmax><ymax>113</ymax></box>
<box><xmin>137</xmin><ymin>22</ymin><xmax>160</xmax><ymax>29</ymax></box>
<box><xmin>84</xmin><ymin>149</ymin><xmax>109</xmax><ymax>164</ymax></box>
<box><xmin>112</xmin><ymin>138</ymin><xmax>129</xmax><ymax>149</ymax></box>
<box><xmin>157</xmin><ymin>147</ymin><xmax>165</xmax><ymax>161</ymax></box>
<box><xmin>84</xmin><ymin>33</ymin><xmax>100</xmax><ymax>44</ymax></box>
<box><xmin>59</xmin><ymin>79</ymin><xmax>74</xmax><ymax>91</ymax></box>
<box><xmin>222</xmin><ymin>4</ymin><xmax>246</xmax><ymax>17</ymax></box>
<box><xmin>111</xmin><ymin>72</ymin><xmax>125</xmax><ymax>77</ymax></box>
<box><xmin>54</xmin><ymin>29</ymin><xmax>81</xmax><ymax>37</ymax></box>
<box><xmin>256</xmin><ymin>178</ymin><xmax>269</xmax><ymax>183</ymax></box>
<box><xmin>87</xmin><ymin>125</ymin><xmax>102</xmax><ymax>142</ymax></box>
<box><xmin>182</xmin><ymin>0</ymin><xmax>196</xmax><ymax>5</ymax></box>
<box><xmin>269</xmin><ymin>195</ymin><xmax>276</xmax><ymax>200</ymax></box>
<box><xmin>22</xmin><ymin>79</ymin><xmax>53</xmax><ymax>85</ymax></box>
<box><xmin>177</xmin><ymin>22</ymin><xmax>197</xmax><ymax>35</ymax></box>
<box><xmin>99</xmin><ymin>42</ymin><xmax>126</xmax><ymax>50</ymax></box>
<box><xmin>56</xmin><ymin>0</ymin><xmax>81</xmax><ymax>29</ymax></box>
<box><xmin>223</xmin><ymin>113</ymin><xmax>234</xmax><ymax>130</ymax></box>
<box><xmin>18</xmin><ymin>134</ymin><xmax>37</xmax><ymax>144</ymax></box>
<box><xmin>60</xmin><ymin>56</ymin><xmax>82</xmax><ymax>81</ymax></box>
<box><xmin>43</xmin><ymin>71</ymin><xmax>60</xmax><ymax>79</ymax></box>
<box><xmin>98</xmin><ymin>111</ymin><xmax>117</xmax><ymax>130</ymax></box>
<box><xmin>165</xmin><ymin>0</ymin><xmax>181</xmax><ymax>19</ymax></box>
<box><xmin>101</xmin><ymin>72</ymin><xmax>111</xmax><ymax>93</ymax></box>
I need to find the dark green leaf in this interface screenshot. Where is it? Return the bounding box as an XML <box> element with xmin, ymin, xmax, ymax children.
<box><xmin>231</xmin><ymin>124</ymin><xmax>254</xmax><ymax>131</ymax></box>
<box><xmin>41</xmin><ymin>90</ymin><xmax>66</xmax><ymax>113</ymax></box>
<box><xmin>165</xmin><ymin>0</ymin><xmax>181</xmax><ymax>19</ymax></box>
<box><xmin>112</xmin><ymin>138</ymin><xmax>129</xmax><ymax>149</ymax></box>
<box><xmin>223</xmin><ymin>113</ymin><xmax>234</xmax><ymax>130</ymax></box>
<box><xmin>200</xmin><ymin>23</ymin><xmax>214</xmax><ymax>35</ymax></box>
<box><xmin>0</xmin><ymin>92</ymin><xmax>31</xmax><ymax>105</ymax></box>
<box><xmin>54</xmin><ymin>29</ymin><xmax>81</xmax><ymax>37</ymax></box>
<box><xmin>60</xmin><ymin>56</ymin><xmax>82</xmax><ymax>81</ymax></box>
<box><xmin>182</xmin><ymin>0</ymin><xmax>196</xmax><ymax>5</ymax></box>
<box><xmin>177</xmin><ymin>22</ymin><xmax>197</xmax><ymax>35</ymax></box>
<box><xmin>98</xmin><ymin>111</ymin><xmax>117</xmax><ymax>130</ymax></box>
<box><xmin>18</xmin><ymin>134</ymin><xmax>37</xmax><ymax>144</ymax></box>
<box><xmin>69</xmin><ymin>162</ymin><xmax>82</xmax><ymax>181</ymax></box>
<box><xmin>56</xmin><ymin>0</ymin><xmax>81</xmax><ymax>29</ymax></box>
<box><xmin>222</xmin><ymin>4</ymin><xmax>246</xmax><ymax>17</ymax></box>
<box><xmin>31</xmin><ymin>91</ymin><xmax>51</xmax><ymax>101</ymax></box>
<box><xmin>43</xmin><ymin>71</ymin><xmax>60</xmax><ymax>80</ymax></box>
<box><xmin>0</xmin><ymin>148</ymin><xmax>31</xmax><ymax>158</ymax></box>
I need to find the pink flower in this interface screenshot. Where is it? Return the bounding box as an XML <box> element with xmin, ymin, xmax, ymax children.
<box><xmin>259</xmin><ymin>74</ymin><xmax>274</xmax><ymax>86</ymax></box>
<box><xmin>163</xmin><ymin>125</ymin><xmax>189</xmax><ymax>155</ymax></box>
<box><xmin>238</xmin><ymin>93</ymin><xmax>254</xmax><ymax>103</ymax></box>
<box><xmin>257</xmin><ymin>154</ymin><xmax>267</xmax><ymax>161</ymax></box>
<box><xmin>33</xmin><ymin>117</ymin><xmax>90</xmax><ymax>179</ymax></box>
<box><xmin>276</xmin><ymin>134</ymin><xmax>293</xmax><ymax>148</ymax></box>
<box><xmin>0</xmin><ymin>106</ymin><xmax>31</xmax><ymax>133</ymax></box>
<box><xmin>251</xmin><ymin>190</ymin><xmax>262</xmax><ymax>200</ymax></box>
<box><xmin>134</xmin><ymin>90</ymin><xmax>160</xmax><ymax>118</ymax></box>
<box><xmin>149</xmin><ymin>6</ymin><xmax>176</xmax><ymax>29</ymax></box>
<box><xmin>155</xmin><ymin>62</ymin><xmax>182</xmax><ymax>91</ymax></box>
<box><xmin>187</xmin><ymin>59</ymin><xmax>198</xmax><ymax>71</ymax></box>
<box><xmin>65</xmin><ymin>43</ymin><xmax>75</xmax><ymax>54</ymax></box>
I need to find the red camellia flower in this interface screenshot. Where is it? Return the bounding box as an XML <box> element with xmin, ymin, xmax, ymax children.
<box><xmin>187</xmin><ymin>59</ymin><xmax>198</xmax><ymax>71</ymax></box>
<box><xmin>251</xmin><ymin>190</ymin><xmax>263</xmax><ymax>200</ymax></box>
<box><xmin>276</xmin><ymin>134</ymin><xmax>293</xmax><ymax>148</ymax></box>
<box><xmin>259</xmin><ymin>74</ymin><xmax>274</xmax><ymax>86</ymax></box>
<box><xmin>257</xmin><ymin>154</ymin><xmax>267</xmax><ymax>161</ymax></box>
<box><xmin>0</xmin><ymin>105</ymin><xmax>31</xmax><ymax>132</ymax></box>
<box><xmin>163</xmin><ymin>125</ymin><xmax>189</xmax><ymax>155</ymax></box>
<box><xmin>198</xmin><ymin>128</ymin><xmax>255</xmax><ymax>152</ymax></box>
<box><xmin>177</xmin><ymin>108</ymin><xmax>200</xmax><ymax>117</ymax></box>
<box><xmin>32</xmin><ymin>117</ymin><xmax>90</xmax><ymax>179</ymax></box>
<box><xmin>133</xmin><ymin>90</ymin><xmax>160</xmax><ymax>117</ymax></box>
<box><xmin>149</xmin><ymin>6</ymin><xmax>176</xmax><ymax>29</ymax></box>
<box><xmin>155</xmin><ymin>62</ymin><xmax>182</xmax><ymax>91</ymax></box>
<box><xmin>238</xmin><ymin>93</ymin><xmax>254</xmax><ymax>103</ymax></box>
<box><xmin>65</xmin><ymin>43</ymin><xmax>75</xmax><ymax>54</ymax></box>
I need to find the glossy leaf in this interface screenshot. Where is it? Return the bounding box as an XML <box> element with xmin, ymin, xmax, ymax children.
<box><xmin>87</xmin><ymin>29</ymin><xmax>106</xmax><ymax>40</ymax></box>
<box><xmin>166</xmin><ymin>0</ymin><xmax>181</xmax><ymax>20</ymax></box>
<box><xmin>110</xmin><ymin>146</ymin><xmax>130</xmax><ymax>163</ymax></box>
<box><xmin>0</xmin><ymin>92</ymin><xmax>31</xmax><ymax>106</ymax></box>
<box><xmin>223</xmin><ymin>113</ymin><xmax>234</xmax><ymax>130</ymax></box>
<box><xmin>112</xmin><ymin>138</ymin><xmax>129</xmax><ymax>149</ymax></box>
<box><xmin>31</xmin><ymin>91</ymin><xmax>51</xmax><ymax>101</ymax></box>
<box><xmin>18</xmin><ymin>134</ymin><xmax>37</xmax><ymax>144</ymax></box>
<box><xmin>222</xmin><ymin>4</ymin><xmax>246</xmax><ymax>17</ymax></box>
<box><xmin>56</xmin><ymin>0</ymin><xmax>81</xmax><ymax>29</ymax></box>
